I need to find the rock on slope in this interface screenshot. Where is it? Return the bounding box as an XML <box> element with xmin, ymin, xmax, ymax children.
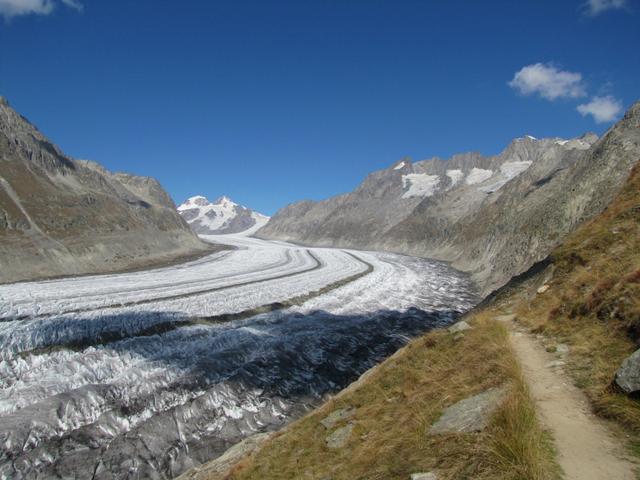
<box><xmin>258</xmin><ymin>101</ymin><xmax>640</xmax><ymax>294</ymax></box>
<box><xmin>178</xmin><ymin>195</ymin><xmax>269</xmax><ymax>234</ymax></box>
<box><xmin>0</xmin><ymin>97</ymin><xmax>210</xmax><ymax>283</ymax></box>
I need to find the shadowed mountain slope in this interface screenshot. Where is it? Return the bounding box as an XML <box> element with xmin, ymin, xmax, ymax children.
<box><xmin>0</xmin><ymin>97</ymin><xmax>212</xmax><ymax>283</ymax></box>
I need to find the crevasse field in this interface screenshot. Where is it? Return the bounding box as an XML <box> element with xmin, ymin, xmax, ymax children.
<box><xmin>0</xmin><ymin>235</ymin><xmax>477</xmax><ymax>479</ymax></box>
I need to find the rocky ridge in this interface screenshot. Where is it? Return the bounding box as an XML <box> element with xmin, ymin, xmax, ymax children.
<box><xmin>0</xmin><ymin>97</ymin><xmax>211</xmax><ymax>283</ymax></box>
<box><xmin>257</xmin><ymin>102</ymin><xmax>640</xmax><ymax>294</ymax></box>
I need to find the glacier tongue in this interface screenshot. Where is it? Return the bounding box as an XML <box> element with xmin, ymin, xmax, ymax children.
<box><xmin>0</xmin><ymin>236</ymin><xmax>476</xmax><ymax>479</ymax></box>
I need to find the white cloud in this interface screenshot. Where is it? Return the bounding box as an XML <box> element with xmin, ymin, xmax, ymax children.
<box><xmin>509</xmin><ymin>63</ymin><xmax>586</xmax><ymax>101</ymax></box>
<box><xmin>583</xmin><ymin>0</ymin><xmax>628</xmax><ymax>16</ymax></box>
<box><xmin>0</xmin><ymin>0</ymin><xmax>82</xmax><ymax>18</ymax></box>
<box><xmin>0</xmin><ymin>0</ymin><xmax>53</xmax><ymax>17</ymax></box>
<box><xmin>61</xmin><ymin>0</ymin><xmax>82</xmax><ymax>11</ymax></box>
<box><xmin>577</xmin><ymin>95</ymin><xmax>623</xmax><ymax>123</ymax></box>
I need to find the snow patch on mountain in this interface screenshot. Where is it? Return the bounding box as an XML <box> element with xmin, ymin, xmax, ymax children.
<box><xmin>465</xmin><ymin>168</ymin><xmax>494</xmax><ymax>185</ymax></box>
<box><xmin>402</xmin><ymin>174</ymin><xmax>441</xmax><ymax>198</ymax></box>
<box><xmin>446</xmin><ymin>169</ymin><xmax>464</xmax><ymax>188</ymax></box>
<box><xmin>500</xmin><ymin>161</ymin><xmax>533</xmax><ymax>179</ymax></box>
<box><xmin>178</xmin><ymin>195</ymin><xmax>269</xmax><ymax>235</ymax></box>
<box><xmin>394</xmin><ymin>161</ymin><xmax>406</xmax><ymax>170</ymax></box>
<box><xmin>554</xmin><ymin>136</ymin><xmax>596</xmax><ymax>150</ymax></box>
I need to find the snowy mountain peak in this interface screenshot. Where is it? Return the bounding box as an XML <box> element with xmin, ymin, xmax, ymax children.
<box><xmin>515</xmin><ymin>134</ymin><xmax>538</xmax><ymax>142</ymax></box>
<box><xmin>392</xmin><ymin>159</ymin><xmax>411</xmax><ymax>170</ymax></box>
<box><xmin>213</xmin><ymin>195</ymin><xmax>235</xmax><ymax>205</ymax></box>
<box><xmin>180</xmin><ymin>195</ymin><xmax>210</xmax><ymax>208</ymax></box>
<box><xmin>178</xmin><ymin>194</ymin><xmax>269</xmax><ymax>235</ymax></box>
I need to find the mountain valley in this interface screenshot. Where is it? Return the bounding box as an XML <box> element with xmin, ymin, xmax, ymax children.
<box><xmin>0</xmin><ymin>98</ymin><xmax>638</xmax><ymax>480</ymax></box>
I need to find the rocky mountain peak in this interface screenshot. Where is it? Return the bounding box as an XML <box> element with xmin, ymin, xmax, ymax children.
<box><xmin>181</xmin><ymin>195</ymin><xmax>210</xmax><ymax>207</ymax></box>
<box><xmin>391</xmin><ymin>158</ymin><xmax>412</xmax><ymax>171</ymax></box>
<box><xmin>622</xmin><ymin>100</ymin><xmax>640</xmax><ymax>127</ymax></box>
<box><xmin>579</xmin><ymin>132</ymin><xmax>599</xmax><ymax>143</ymax></box>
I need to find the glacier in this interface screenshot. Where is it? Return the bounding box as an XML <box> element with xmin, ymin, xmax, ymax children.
<box><xmin>0</xmin><ymin>234</ymin><xmax>477</xmax><ymax>479</ymax></box>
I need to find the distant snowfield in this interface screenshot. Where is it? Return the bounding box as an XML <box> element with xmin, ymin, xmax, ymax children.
<box><xmin>401</xmin><ymin>173</ymin><xmax>441</xmax><ymax>198</ymax></box>
<box><xmin>178</xmin><ymin>195</ymin><xmax>269</xmax><ymax>234</ymax></box>
<box><xmin>0</xmin><ymin>234</ymin><xmax>477</xmax><ymax>479</ymax></box>
<box><xmin>446</xmin><ymin>169</ymin><xmax>464</xmax><ymax>188</ymax></box>
<box><xmin>465</xmin><ymin>167</ymin><xmax>494</xmax><ymax>185</ymax></box>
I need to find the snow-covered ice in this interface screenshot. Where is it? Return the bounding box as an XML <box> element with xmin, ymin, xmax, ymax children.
<box><xmin>500</xmin><ymin>160</ymin><xmax>533</xmax><ymax>179</ymax></box>
<box><xmin>465</xmin><ymin>167</ymin><xmax>494</xmax><ymax>185</ymax></box>
<box><xmin>445</xmin><ymin>169</ymin><xmax>464</xmax><ymax>188</ymax></box>
<box><xmin>401</xmin><ymin>173</ymin><xmax>441</xmax><ymax>198</ymax></box>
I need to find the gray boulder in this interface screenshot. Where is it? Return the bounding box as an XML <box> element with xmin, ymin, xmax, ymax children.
<box><xmin>410</xmin><ymin>473</ymin><xmax>437</xmax><ymax>480</ymax></box>
<box><xmin>615</xmin><ymin>348</ymin><xmax>640</xmax><ymax>394</ymax></box>
<box><xmin>320</xmin><ymin>407</ymin><xmax>355</xmax><ymax>429</ymax></box>
<box><xmin>448</xmin><ymin>321</ymin><xmax>471</xmax><ymax>333</ymax></box>
<box><xmin>429</xmin><ymin>387</ymin><xmax>506</xmax><ymax>434</ymax></box>
<box><xmin>326</xmin><ymin>424</ymin><xmax>353</xmax><ymax>449</ymax></box>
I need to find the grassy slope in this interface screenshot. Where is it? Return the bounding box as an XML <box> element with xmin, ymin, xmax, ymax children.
<box><xmin>195</xmin><ymin>166</ymin><xmax>639</xmax><ymax>480</ymax></box>
<box><xmin>506</xmin><ymin>164</ymin><xmax>640</xmax><ymax>435</ymax></box>
<box><xmin>227</xmin><ymin>316</ymin><xmax>559</xmax><ymax>480</ymax></box>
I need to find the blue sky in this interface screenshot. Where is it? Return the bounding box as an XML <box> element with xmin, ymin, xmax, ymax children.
<box><xmin>0</xmin><ymin>0</ymin><xmax>638</xmax><ymax>214</ymax></box>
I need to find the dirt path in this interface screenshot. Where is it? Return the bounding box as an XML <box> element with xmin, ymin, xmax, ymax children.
<box><xmin>504</xmin><ymin>319</ymin><xmax>637</xmax><ymax>479</ymax></box>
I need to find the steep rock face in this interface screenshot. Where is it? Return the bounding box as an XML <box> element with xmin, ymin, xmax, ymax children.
<box><xmin>178</xmin><ymin>195</ymin><xmax>269</xmax><ymax>235</ymax></box>
<box><xmin>258</xmin><ymin>102</ymin><xmax>640</xmax><ymax>294</ymax></box>
<box><xmin>0</xmin><ymin>97</ymin><xmax>210</xmax><ymax>283</ymax></box>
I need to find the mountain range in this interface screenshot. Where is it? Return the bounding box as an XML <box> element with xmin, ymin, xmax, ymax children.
<box><xmin>178</xmin><ymin>195</ymin><xmax>269</xmax><ymax>235</ymax></box>
<box><xmin>257</xmin><ymin>102</ymin><xmax>640</xmax><ymax>294</ymax></box>
<box><xmin>2</xmin><ymin>93</ymin><xmax>639</xmax><ymax>296</ymax></box>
